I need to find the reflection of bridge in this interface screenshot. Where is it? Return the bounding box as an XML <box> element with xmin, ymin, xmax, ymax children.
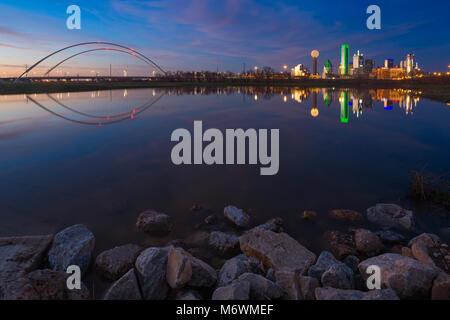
<box><xmin>15</xmin><ymin>42</ymin><xmax>167</xmax><ymax>82</ymax></box>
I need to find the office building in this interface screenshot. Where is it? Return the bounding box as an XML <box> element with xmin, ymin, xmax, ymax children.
<box><xmin>340</xmin><ymin>44</ymin><xmax>349</xmax><ymax>75</ymax></box>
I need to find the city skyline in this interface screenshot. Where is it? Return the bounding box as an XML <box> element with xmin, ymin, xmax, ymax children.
<box><xmin>0</xmin><ymin>0</ymin><xmax>449</xmax><ymax>77</ymax></box>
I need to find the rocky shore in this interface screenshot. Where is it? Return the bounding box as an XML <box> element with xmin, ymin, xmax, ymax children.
<box><xmin>0</xmin><ymin>203</ymin><xmax>449</xmax><ymax>300</ymax></box>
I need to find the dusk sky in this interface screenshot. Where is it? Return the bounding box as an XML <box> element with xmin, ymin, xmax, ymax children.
<box><xmin>0</xmin><ymin>0</ymin><xmax>449</xmax><ymax>76</ymax></box>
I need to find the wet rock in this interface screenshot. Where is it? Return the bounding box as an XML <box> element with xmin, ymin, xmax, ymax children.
<box><xmin>366</xmin><ymin>204</ymin><xmax>415</xmax><ymax>232</ymax></box>
<box><xmin>301</xmin><ymin>211</ymin><xmax>317</xmax><ymax>220</ymax></box>
<box><xmin>299</xmin><ymin>276</ymin><xmax>320</xmax><ymax>300</ymax></box>
<box><xmin>212</xmin><ymin>279</ymin><xmax>250</xmax><ymax>300</ymax></box>
<box><xmin>175</xmin><ymin>289</ymin><xmax>202</xmax><ymax>300</ymax></box>
<box><xmin>218</xmin><ymin>254</ymin><xmax>264</xmax><ymax>287</ymax></box>
<box><xmin>343</xmin><ymin>255</ymin><xmax>360</xmax><ymax>273</ymax></box>
<box><xmin>48</xmin><ymin>225</ymin><xmax>95</xmax><ymax>275</ymax></box>
<box><xmin>375</xmin><ymin>230</ymin><xmax>406</xmax><ymax>244</ymax></box>
<box><xmin>431</xmin><ymin>272</ymin><xmax>450</xmax><ymax>300</ymax></box>
<box><xmin>224</xmin><ymin>206</ymin><xmax>250</xmax><ymax>228</ymax></box>
<box><xmin>239</xmin><ymin>229</ymin><xmax>316</xmax><ymax>274</ymax></box>
<box><xmin>359</xmin><ymin>253</ymin><xmax>440</xmax><ymax>299</ymax></box>
<box><xmin>187</xmin><ymin>254</ymin><xmax>217</xmax><ymax>288</ymax></box>
<box><xmin>329</xmin><ymin>209</ymin><xmax>363</xmax><ymax>223</ymax></box>
<box><xmin>136</xmin><ymin>210</ymin><xmax>173</xmax><ymax>235</ymax></box>
<box><xmin>315</xmin><ymin>287</ymin><xmax>399</xmax><ymax>300</ymax></box>
<box><xmin>0</xmin><ymin>235</ymin><xmax>53</xmax><ymax>299</ymax></box>
<box><xmin>135</xmin><ymin>247</ymin><xmax>170</xmax><ymax>300</ymax></box>
<box><xmin>166</xmin><ymin>247</ymin><xmax>192</xmax><ymax>289</ymax></box>
<box><xmin>308</xmin><ymin>251</ymin><xmax>342</xmax><ymax>281</ymax></box>
<box><xmin>354</xmin><ymin>229</ymin><xmax>384</xmax><ymax>258</ymax></box>
<box><xmin>251</xmin><ymin>218</ymin><xmax>284</xmax><ymax>233</ymax></box>
<box><xmin>238</xmin><ymin>273</ymin><xmax>284</xmax><ymax>300</ymax></box>
<box><xmin>208</xmin><ymin>231</ymin><xmax>239</xmax><ymax>255</ymax></box>
<box><xmin>321</xmin><ymin>264</ymin><xmax>355</xmax><ymax>290</ymax></box>
<box><xmin>94</xmin><ymin>244</ymin><xmax>142</xmax><ymax>281</ymax></box>
<box><xmin>103</xmin><ymin>269</ymin><xmax>142</xmax><ymax>300</ymax></box>
<box><xmin>323</xmin><ymin>231</ymin><xmax>356</xmax><ymax>259</ymax></box>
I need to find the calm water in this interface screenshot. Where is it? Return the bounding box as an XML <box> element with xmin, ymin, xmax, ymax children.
<box><xmin>0</xmin><ymin>87</ymin><xmax>449</xmax><ymax>256</ymax></box>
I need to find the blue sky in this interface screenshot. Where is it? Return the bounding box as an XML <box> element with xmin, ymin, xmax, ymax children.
<box><xmin>0</xmin><ymin>0</ymin><xmax>449</xmax><ymax>76</ymax></box>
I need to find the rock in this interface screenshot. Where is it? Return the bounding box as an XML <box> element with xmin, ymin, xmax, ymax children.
<box><xmin>218</xmin><ymin>254</ymin><xmax>264</xmax><ymax>287</ymax></box>
<box><xmin>301</xmin><ymin>211</ymin><xmax>317</xmax><ymax>220</ymax></box>
<box><xmin>187</xmin><ymin>254</ymin><xmax>217</xmax><ymax>288</ymax></box>
<box><xmin>401</xmin><ymin>246</ymin><xmax>414</xmax><ymax>258</ymax></box>
<box><xmin>190</xmin><ymin>204</ymin><xmax>204</xmax><ymax>211</ymax></box>
<box><xmin>275</xmin><ymin>270</ymin><xmax>302</xmax><ymax>300</ymax></box>
<box><xmin>411</xmin><ymin>242</ymin><xmax>436</xmax><ymax>267</ymax></box>
<box><xmin>329</xmin><ymin>209</ymin><xmax>363</xmax><ymax>222</ymax></box>
<box><xmin>136</xmin><ymin>210</ymin><xmax>173</xmax><ymax>235</ymax></box>
<box><xmin>135</xmin><ymin>247</ymin><xmax>170</xmax><ymax>300</ymax></box>
<box><xmin>212</xmin><ymin>279</ymin><xmax>250</xmax><ymax>300</ymax></box>
<box><xmin>208</xmin><ymin>231</ymin><xmax>239</xmax><ymax>255</ymax></box>
<box><xmin>323</xmin><ymin>231</ymin><xmax>356</xmax><ymax>259</ymax></box>
<box><xmin>298</xmin><ymin>276</ymin><xmax>320</xmax><ymax>300</ymax></box>
<box><xmin>204</xmin><ymin>215</ymin><xmax>217</xmax><ymax>225</ymax></box>
<box><xmin>224</xmin><ymin>206</ymin><xmax>250</xmax><ymax>228</ymax></box>
<box><xmin>343</xmin><ymin>255</ymin><xmax>360</xmax><ymax>273</ymax></box>
<box><xmin>366</xmin><ymin>204</ymin><xmax>415</xmax><ymax>232</ymax></box>
<box><xmin>166</xmin><ymin>247</ymin><xmax>192</xmax><ymax>289</ymax></box>
<box><xmin>321</xmin><ymin>264</ymin><xmax>355</xmax><ymax>290</ymax></box>
<box><xmin>175</xmin><ymin>289</ymin><xmax>202</xmax><ymax>300</ymax></box>
<box><xmin>239</xmin><ymin>229</ymin><xmax>316</xmax><ymax>274</ymax></box>
<box><xmin>103</xmin><ymin>269</ymin><xmax>142</xmax><ymax>300</ymax></box>
<box><xmin>376</xmin><ymin>230</ymin><xmax>406</xmax><ymax>244</ymax></box>
<box><xmin>408</xmin><ymin>233</ymin><xmax>441</xmax><ymax>248</ymax></box>
<box><xmin>251</xmin><ymin>218</ymin><xmax>284</xmax><ymax>233</ymax></box>
<box><xmin>47</xmin><ymin>225</ymin><xmax>95</xmax><ymax>276</ymax></box>
<box><xmin>308</xmin><ymin>251</ymin><xmax>342</xmax><ymax>281</ymax></box>
<box><xmin>238</xmin><ymin>273</ymin><xmax>284</xmax><ymax>300</ymax></box>
<box><xmin>94</xmin><ymin>244</ymin><xmax>142</xmax><ymax>281</ymax></box>
<box><xmin>354</xmin><ymin>229</ymin><xmax>384</xmax><ymax>258</ymax></box>
<box><xmin>409</xmin><ymin>233</ymin><xmax>448</xmax><ymax>272</ymax></box>
<box><xmin>431</xmin><ymin>272</ymin><xmax>450</xmax><ymax>300</ymax></box>
<box><xmin>0</xmin><ymin>235</ymin><xmax>53</xmax><ymax>299</ymax></box>
<box><xmin>266</xmin><ymin>269</ymin><xmax>276</xmax><ymax>282</ymax></box>
<box><xmin>4</xmin><ymin>269</ymin><xmax>90</xmax><ymax>300</ymax></box>
<box><xmin>359</xmin><ymin>253</ymin><xmax>440</xmax><ymax>299</ymax></box>
<box><xmin>315</xmin><ymin>287</ymin><xmax>399</xmax><ymax>300</ymax></box>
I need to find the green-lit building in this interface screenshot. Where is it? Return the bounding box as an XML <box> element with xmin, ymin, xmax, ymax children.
<box><xmin>340</xmin><ymin>91</ymin><xmax>349</xmax><ymax>123</ymax></box>
<box><xmin>340</xmin><ymin>44</ymin><xmax>349</xmax><ymax>75</ymax></box>
<box><xmin>324</xmin><ymin>59</ymin><xmax>332</xmax><ymax>74</ymax></box>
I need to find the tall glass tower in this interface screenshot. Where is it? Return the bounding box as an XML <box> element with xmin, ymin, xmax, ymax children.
<box><xmin>340</xmin><ymin>44</ymin><xmax>349</xmax><ymax>75</ymax></box>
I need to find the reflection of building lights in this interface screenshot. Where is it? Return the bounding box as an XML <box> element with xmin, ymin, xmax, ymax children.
<box><xmin>311</xmin><ymin>108</ymin><xmax>319</xmax><ymax>117</ymax></box>
<box><xmin>254</xmin><ymin>94</ymin><xmax>258</xmax><ymax>101</ymax></box>
<box><xmin>283</xmin><ymin>96</ymin><xmax>287</xmax><ymax>103</ymax></box>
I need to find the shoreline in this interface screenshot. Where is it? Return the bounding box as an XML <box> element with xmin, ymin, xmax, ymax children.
<box><xmin>1</xmin><ymin>78</ymin><xmax>449</xmax><ymax>103</ymax></box>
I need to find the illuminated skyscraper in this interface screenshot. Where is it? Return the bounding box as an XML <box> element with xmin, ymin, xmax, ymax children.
<box><xmin>324</xmin><ymin>59</ymin><xmax>332</xmax><ymax>74</ymax></box>
<box><xmin>384</xmin><ymin>59</ymin><xmax>394</xmax><ymax>68</ymax></box>
<box><xmin>353</xmin><ymin>50</ymin><xmax>364</xmax><ymax>69</ymax></box>
<box><xmin>311</xmin><ymin>50</ymin><xmax>320</xmax><ymax>75</ymax></box>
<box><xmin>340</xmin><ymin>45</ymin><xmax>349</xmax><ymax>75</ymax></box>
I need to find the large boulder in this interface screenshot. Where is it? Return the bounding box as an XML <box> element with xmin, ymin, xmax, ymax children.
<box><xmin>408</xmin><ymin>233</ymin><xmax>448</xmax><ymax>271</ymax></box>
<box><xmin>298</xmin><ymin>276</ymin><xmax>320</xmax><ymax>300</ymax></box>
<box><xmin>354</xmin><ymin>229</ymin><xmax>384</xmax><ymax>258</ymax></box>
<box><xmin>103</xmin><ymin>269</ymin><xmax>142</xmax><ymax>300</ymax></box>
<box><xmin>250</xmin><ymin>218</ymin><xmax>284</xmax><ymax>233</ymax></box>
<box><xmin>0</xmin><ymin>235</ymin><xmax>53</xmax><ymax>299</ymax></box>
<box><xmin>308</xmin><ymin>251</ymin><xmax>343</xmax><ymax>281</ymax></box>
<box><xmin>166</xmin><ymin>247</ymin><xmax>192</xmax><ymax>289</ymax></box>
<box><xmin>366</xmin><ymin>204</ymin><xmax>415</xmax><ymax>232</ymax></box>
<box><xmin>48</xmin><ymin>225</ymin><xmax>95</xmax><ymax>275</ymax></box>
<box><xmin>136</xmin><ymin>210</ymin><xmax>173</xmax><ymax>235</ymax></box>
<box><xmin>135</xmin><ymin>247</ymin><xmax>170</xmax><ymax>300</ymax></box>
<box><xmin>274</xmin><ymin>270</ymin><xmax>302</xmax><ymax>300</ymax></box>
<box><xmin>321</xmin><ymin>263</ymin><xmax>355</xmax><ymax>290</ymax></box>
<box><xmin>329</xmin><ymin>209</ymin><xmax>363</xmax><ymax>222</ymax></box>
<box><xmin>238</xmin><ymin>273</ymin><xmax>284</xmax><ymax>300</ymax></box>
<box><xmin>94</xmin><ymin>244</ymin><xmax>142</xmax><ymax>281</ymax></box>
<box><xmin>212</xmin><ymin>279</ymin><xmax>250</xmax><ymax>300</ymax></box>
<box><xmin>218</xmin><ymin>254</ymin><xmax>264</xmax><ymax>287</ymax></box>
<box><xmin>187</xmin><ymin>254</ymin><xmax>217</xmax><ymax>288</ymax></box>
<box><xmin>208</xmin><ymin>232</ymin><xmax>239</xmax><ymax>255</ymax></box>
<box><xmin>224</xmin><ymin>206</ymin><xmax>250</xmax><ymax>228</ymax></box>
<box><xmin>315</xmin><ymin>287</ymin><xmax>399</xmax><ymax>300</ymax></box>
<box><xmin>359</xmin><ymin>253</ymin><xmax>440</xmax><ymax>299</ymax></box>
<box><xmin>323</xmin><ymin>231</ymin><xmax>356</xmax><ymax>259</ymax></box>
<box><xmin>239</xmin><ymin>229</ymin><xmax>316</xmax><ymax>274</ymax></box>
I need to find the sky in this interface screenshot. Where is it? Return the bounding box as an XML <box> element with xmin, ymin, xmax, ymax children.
<box><xmin>0</xmin><ymin>0</ymin><xmax>449</xmax><ymax>77</ymax></box>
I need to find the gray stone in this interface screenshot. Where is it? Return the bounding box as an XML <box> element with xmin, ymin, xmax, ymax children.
<box><xmin>238</xmin><ymin>273</ymin><xmax>284</xmax><ymax>300</ymax></box>
<box><xmin>136</xmin><ymin>210</ymin><xmax>173</xmax><ymax>234</ymax></box>
<box><xmin>218</xmin><ymin>254</ymin><xmax>264</xmax><ymax>287</ymax></box>
<box><xmin>323</xmin><ymin>231</ymin><xmax>357</xmax><ymax>259</ymax></box>
<box><xmin>251</xmin><ymin>218</ymin><xmax>283</xmax><ymax>233</ymax></box>
<box><xmin>209</xmin><ymin>231</ymin><xmax>239</xmax><ymax>255</ymax></box>
<box><xmin>48</xmin><ymin>224</ymin><xmax>95</xmax><ymax>275</ymax></box>
<box><xmin>212</xmin><ymin>279</ymin><xmax>250</xmax><ymax>300</ymax></box>
<box><xmin>94</xmin><ymin>244</ymin><xmax>142</xmax><ymax>281</ymax></box>
<box><xmin>0</xmin><ymin>235</ymin><xmax>53</xmax><ymax>299</ymax></box>
<box><xmin>376</xmin><ymin>230</ymin><xmax>406</xmax><ymax>244</ymax></box>
<box><xmin>265</xmin><ymin>269</ymin><xmax>276</xmax><ymax>282</ymax></box>
<box><xmin>224</xmin><ymin>206</ymin><xmax>250</xmax><ymax>228</ymax></box>
<box><xmin>166</xmin><ymin>247</ymin><xmax>192</xmax><ymax>289</ymax></box>
<box><xmin>366</xmin><ymin>204</ymin><xmax>415</xmax><ymax>232</ymax></box>
<box><xmin>135</xmin><ymin>247</ymin><xmax>170</xmax><ymax>300</ymax></box>
<box><xmin>275</xmin><ymin>270</ymin><xmax>302</xmax><ymax>300</ymax></box>
<box><xmin>343</xmin><ymin>255</ymin><xmax>360</xmax><ymax>273</ymax></box>
<box><xmin>298</xmin><ymin>276</ymin><xmax>320</xmax><ymax>300</ymax></box>
<box><xmin>175</xmin><ymin>289</ymin><xmax>202</xmax><ymax>300</ymax></box>
<box><xmin>321</xmin><ymin>264</ymin><xmax>355</xmax><ymax>290</ymax></box>
<box><xmin>239</xmin><ymin>229</ymin><xmax>316</xmax><ymax>274</ymax></box>
<box><xmin>103</xmin><ymin>269</ymin><xmax>142</xmax><ymax>300</ymax></box>
<box><xmin>359</xmin><ymin>253</ymin><xmax>440</xmax><ymax>299</ymax></box>
<box><xmin>188</xmin><ymin>254</ymin><xmax>217</xmax><ymax>288</ymax></box>
<box><xmin>329</xmin><ymin>209</ymin><xmax>363</xmax><ymax>222</ymax></box>
<box><xmin>354</xmin><ymin>229</ymin><xmax>384</xmax><ymax>257</ymax></box>
<box><xmin>308</xmin><ymin>251</ymin><xmax>341</xmax><ymax>281</ymax></box>
<box><xmin>315</xmin><ymin>287</ymin><xmax>399</xmax><ymax>300</ymax></box>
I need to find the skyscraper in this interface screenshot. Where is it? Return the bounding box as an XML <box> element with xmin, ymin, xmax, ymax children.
<box><xmin>340</xmin><ymin>44</ymin><xmax>349</xmax><ymax>75</ymax></box>
<box><xmin>353</xmin><ymin>50</ymin><xmax>364</xmax><ymax>69</ymax></box>
<box><xmin>324</xmin><ymin>59</ymin><xmax>332</xmax><ymax>74</ymax></box>
<box><xmin>384</xmin><ymin>59</ymin><xmax>394</xmax><ymax>68</ymax></box>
